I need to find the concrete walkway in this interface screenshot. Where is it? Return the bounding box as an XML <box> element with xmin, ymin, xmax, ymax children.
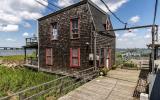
<box><xmin>59</xmin><ymin>68</ymin><xmax>140</xmax><ymax>100</ymax></box>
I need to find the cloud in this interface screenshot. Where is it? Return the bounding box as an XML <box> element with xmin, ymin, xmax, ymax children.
<box><xmin>0</xmin><ymin>0</ymin><xmax>47</xmax><ymax>32</ymax></box>
<box><xmin>116</xmin><ymin>33</ymin><xmax>120</xmax><ymax>37</ymax></box>
<box><xmin>6</xmin><ymin>38</ymin><xmax>16</xmax><ymax>42</ymax></box>
<box><xmin>23</xmin><ymin>22</ymin><xmax>31</xmax><ymax>28</ymax></box>
<box><xmin>57</xmin><ymin>0</ymin><xmax>128</xmax><ymax>13</ymax></box>
<box><xmin>23</xmin><ymin>32</ymin><xmax>29</xmax><ymax>37</ymax></box>
<box><xmin>0</xmin><ymin>24</ymin><xmax>19</xmax><ymax>32</ymax></box>
<box><xmin>144</xmin><ymin>33</ymin><xmax>151</xmax><ymax>39</ymax></box>
<box><xmin>122</xmin><ymin>32</ymin><xmax>136</xmax><ymax>38</ymax></box>
<box><xmin>57</xmin><ymin>0</ymin><xmax>76</xmax><ymax>7</ymax></box>
<box><xmin>129</xmin><ymin>16</ymin><xmax>140</xmax><ymax>23</ymax></box>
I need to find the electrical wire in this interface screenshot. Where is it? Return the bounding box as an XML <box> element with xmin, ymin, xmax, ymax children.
<box><xmin>100</xmin><ymin>0</ymin><xmax>127</xmax><ymax>25</ymax></box>
<box><xmin>43</xmin><ymin>0</ymin><xmax>61</xmax><ymax>10</ymax></box>
<box><xmin>36</xmin><ymin>0</ymin><xmax>54</xmax><ymax>11</ymax></box>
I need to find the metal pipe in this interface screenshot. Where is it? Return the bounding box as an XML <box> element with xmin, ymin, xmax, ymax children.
<box><xmin>107</xmin><ymin>25</ymin><xmax>158</xmax><ymax>32</ymax></box>
<box><xmin>93</xmin><ymin>31</ymin><xmax>97</xmax><ymax>70</ymax></box>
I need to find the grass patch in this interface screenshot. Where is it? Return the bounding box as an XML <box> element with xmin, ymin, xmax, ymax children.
<box><xmin>0</xmin><ymin>52</ymin><xmax>36</xmax><ymax>62</ymax></box>
<box><xmin>0</xmin><ymin>65</ymin><xmax>60</xmax><ymax>97</ymax></box>
<box><xmin>0</xmin><ymin>55</ymin><xmax>25</xmax><ymax>62</ymax></box>
<box><xmin>123</xmin><ymin>62</ymin><xmax>137</xmax><ymax>68</ymax></box>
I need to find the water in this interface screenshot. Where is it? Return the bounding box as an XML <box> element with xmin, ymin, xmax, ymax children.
<box><xmin>0</xmin><ymin>49</ymin><xmax>36</xmax><ymax>56</ymax></box>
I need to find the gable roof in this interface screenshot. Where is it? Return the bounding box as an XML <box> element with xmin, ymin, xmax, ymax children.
<box><xmin>38</xmin><ymin>0</ymin><xmax>107</xmax><ymax>21</ymax></box>
<box><xmin>38</xmin><ymin>0</ymin><xmax>115</xmax><ymax>37</ymax></box>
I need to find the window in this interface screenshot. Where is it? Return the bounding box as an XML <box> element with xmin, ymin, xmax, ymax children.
<box><xmin>46</xmin><ymin>48</ymin><xmax>53</xmax><ymax>65</ymax></box>
<box><xmin>70</xmin><ymin>18</ymin><xmax>80</xmax><ymax>39</ymax></box>
<box><xmin>51</xmin><ymin>22</ymin><xmax>58</xmax><ymax>40</ymax></box>
<box><xmin>70</xmin><ymin>48</ymin><xmax>80</xmax><ymax>67</ymax></box>
<box><xmin>106</xmin><ymin>20</ymin><xmax>110</xmax><ymax>30</ymax></box>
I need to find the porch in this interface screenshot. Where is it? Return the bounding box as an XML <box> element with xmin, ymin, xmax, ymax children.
<box><xmin>23</xmin><ymin>37</ymin><xmax>38</xmax><ymax>69</ymax></box>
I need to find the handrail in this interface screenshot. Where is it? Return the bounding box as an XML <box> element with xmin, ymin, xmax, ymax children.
<box><xmin>0</xmin><ymin>67</ymin><xmax>98</xmax><ymax>100</ymax></box>
<box><xmin>25</xmin><ymin>37</ymin><xmax>38</xmax><ymax>46</ymax></box>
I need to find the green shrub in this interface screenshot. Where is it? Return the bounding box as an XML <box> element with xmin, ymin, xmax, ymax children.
<box><xmin>99</xmin><ymin>67</ymin><xmax>109</xmax><ymax>76</ymax></box>
<box><xmin>112</xmin><ymin>65</ymin><xmax>117</xmax><ymax>70</ymax></box>
<box><xmin>0</xmin><ymin>65</ymin><xmax>60</xmax><ymax>97</ymax></box>
<box><xmin>123</xmin><ymin>62</ymin><xmax>137</xmax><ymax>68</ymax></box>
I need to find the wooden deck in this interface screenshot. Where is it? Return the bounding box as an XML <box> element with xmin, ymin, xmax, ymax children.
<box><xmin>59</xmin><ymin>68</ymin><xmax>140</xmax><ymax>100</ymax></box>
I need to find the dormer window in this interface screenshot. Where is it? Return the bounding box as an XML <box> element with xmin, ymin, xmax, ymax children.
<box><xmin>51</xmin><ymin>22</ymin><xmax>58</xmax><ymax>40</ymax></box>
<box><xmin>70</xmin><ymin>18</ymin><xmax>80</xmax><ymax>39</ymax></box>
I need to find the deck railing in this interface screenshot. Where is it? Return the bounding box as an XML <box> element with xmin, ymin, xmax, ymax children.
<box><xmin>26</xmin><ymin>37</ymin><xmax>38</xmax><ymax>46</ymax></box>
<box><xmin>26</xmin><ymin>57</ymin><xmax>38</xmax><ymax>66</ymax></box>
<box><xmin>0</xmin><ymin>67</ymin><xmax>98</xmax><ymax>100</ymax></box>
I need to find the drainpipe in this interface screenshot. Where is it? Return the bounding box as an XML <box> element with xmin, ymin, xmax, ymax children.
<box><xmin>37</xmin><ymin>21</ymin><xmax>40</xmax><ymax>71</ymax></box>
<box><xmin>93</xmin><ymin>31</ymin><xmax>97</xmax><ymax>70</ymax></box>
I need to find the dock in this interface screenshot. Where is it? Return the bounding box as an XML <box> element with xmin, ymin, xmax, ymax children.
<box><xmin>59</xmin><ymin>68</ymin><xmax>140</xmax><ymax>100</ymax></box>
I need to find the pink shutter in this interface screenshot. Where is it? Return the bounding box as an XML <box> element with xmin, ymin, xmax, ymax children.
<box><xmin>104</xmin><ymin>48</ymin><xmax>106</xmax><ymax>67</ymax></box>
<box><xmin>108</xmin><ymin>48</ymin><xmax>111</xmax><ymax>67</ymax></box>
<box><xmin>70</xmin><ymin>48</ymin><xmax>72</xmax><ymax>67</ymax></box>
<box><xmin>78</xmin><ymin>48</ymin><xmax>80</xmax><ymax>66</ymax></box>
<box><xmin>46</xmin><ymin>48</ymin><xmax>53</xmax><ymax>65</ymax></box>
<box><xmin>46</xmin><ymin>49</ymin><xmax>48</xmax><ymax>65</ymax></box>
<box><xmin>50</xmin><ymin>48</ymin><xmax>53</xmax><ymax>65</ymax></box>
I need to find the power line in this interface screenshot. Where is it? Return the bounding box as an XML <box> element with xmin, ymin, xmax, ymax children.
<box><xmin>100</xmin><ymin>0</ymin><xmax>127</xmax><ymax>25</ymax></box>
<box><xmin>43</xmin><ymin>0</ymin><xmax>61</xmax><ymax>10</ymax></box>
<box><xmin>36</xmin><ymin>0</ymin><xmax>54</xmax><ymax>11</ymax></box>
<box><xmin>153</xmin><ymin>0</ymin><xmax>158</xmax><ymax>25</ymax></box>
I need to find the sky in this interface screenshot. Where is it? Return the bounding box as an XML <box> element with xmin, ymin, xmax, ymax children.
<box><xmin>0</xmin><ymin>0</ymin><xmax>159</xmax><ymax>48</ymax></box>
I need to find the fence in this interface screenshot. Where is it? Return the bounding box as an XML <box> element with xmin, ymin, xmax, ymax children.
<box><xmin>26</xmin><ymin>37</ymin><xmax>38</xmax><ymax>46</ymax></box>
<box><xmin>26</xmin><ymin>57</ymin><xmax>38</xmax><ymax>66</ymax></box>
<box><xmin>0</xmin><ymin>67</ymin><xmax>98</xmax><ymax>100</ymax></box>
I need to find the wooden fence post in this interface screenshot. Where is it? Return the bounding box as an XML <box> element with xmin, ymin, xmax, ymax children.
<box><xmin>59</xmin><ymin>79</ymin><xmax>64</xmax><ymax>96</ymax></box>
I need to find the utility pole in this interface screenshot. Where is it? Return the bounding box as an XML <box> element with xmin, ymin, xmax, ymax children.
<box><xmin>151</xmin><ymin>26</ymin><xmax>155</xmax><ymax>74</ymax></box>
<box><xmin>151</xmin><ymin>25</ymin><xmax>158</xmax><ymax>74</ymax></box>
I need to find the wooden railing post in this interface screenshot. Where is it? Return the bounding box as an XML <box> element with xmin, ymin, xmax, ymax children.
<box><xmin>19</xmin><ymin>93</ymin><xmax>24</xmax><ymax>100</ymax></box>
<box><xmin>59</xmin><ymin>78</ymin><xmax>64</xmax><ymax>96</ymax></box>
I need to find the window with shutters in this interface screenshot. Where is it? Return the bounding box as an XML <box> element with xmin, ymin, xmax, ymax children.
<box><xmin>70</xmin><ymin>18</ymin><xmax>80</xmax><ymax>39</ymax></box>
<box><xmin>51</xmin><ymin>22</ymin><xmax>58</xmax><ymax>40</ymax></box>
<box><xmin>46</xmin><ymin>48</ymin><xmax>53</xmax><ymax>65</ymax></box>
<box><xmin>70</xmin><ymin>48</ymin><xmax>80</xmax><ymax>67</ymax></box>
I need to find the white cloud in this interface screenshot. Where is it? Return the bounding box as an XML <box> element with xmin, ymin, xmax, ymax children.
<box><xmin>0</xmin><ymin>24</ymin><xmax>19</xmax><ymax>32</ymax></box>
<box><xmin>116</xmin><ymin>33</ymin><xmax>120</xmax><ymax>37</ymax></box>
<box><xmin>144</xmin><ymin>33</ymin><xmax>151</xmax><ymax>39</ymax></box>
<box><xmin>23</xmin><ymin>22</ymin><xmax>31</xmax><ymax>28</ymax></box>
<box><xmin>6</xmin><ymin>38</ymin><xmax>16</xmax><ymax>42</ymax></box>
<box><xmin>57</xmin><ymin>0</ymin><xmax>75</xmax><ymax>7</ymax></box>
<box><xmin>0</xmin><ymin>0</ymin><xmax>48</xmax><ymax>32</ymax></box>
<box><xmin>129</xmin><ymin>16</ymin><xmax>140</xmax><ymax>23</ymax></box>
<box><xmin>122</xmin><ymin>32</ymin><xmax>136</xmax><ymax>38</ymax></box>
<box><xmin>23</xmin><ymin>32</ymin><xmax>29</xmax><ymax>37</ymax></box>
<box><xmin>57</xmin><ymin>0</ymin><xmax>128</xmax><ymax>13</ymax></box>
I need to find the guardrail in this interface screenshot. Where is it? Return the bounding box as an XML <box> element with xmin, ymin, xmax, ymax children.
<box><xmin>26</xmin><ymin>37</ymin><xmax>38</xmax><ymax>46</ymax></box>
<box><xmin>0</xmin><ymin>67</ymin><xmax>98</xmax><ymax>100</ymax></box>
<box><xmin>26</xmin><ymin>57</ymin><xmax>38</xmax><ymax>66</ymax></box>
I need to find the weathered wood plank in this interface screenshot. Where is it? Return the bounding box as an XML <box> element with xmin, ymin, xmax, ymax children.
<box><xmin>59</xmin><ymin>69</ymin><xmax>140</xmax><ymax>100</ymax></box>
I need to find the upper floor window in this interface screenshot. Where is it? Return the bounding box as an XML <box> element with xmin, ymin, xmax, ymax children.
<box><xmin>51</xmin><ymin>22</ymin><xmax>58</xmax><ymax>40</ymax></box>
<box><xmin>70</xmin><ymin>18</ymin><xmax>80</xmax><ymax>39</ymax></box>
<box><xmin>106</xmin><ymin>20</ymin><xmax>110</xmax><ymax>30</ymax></box>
